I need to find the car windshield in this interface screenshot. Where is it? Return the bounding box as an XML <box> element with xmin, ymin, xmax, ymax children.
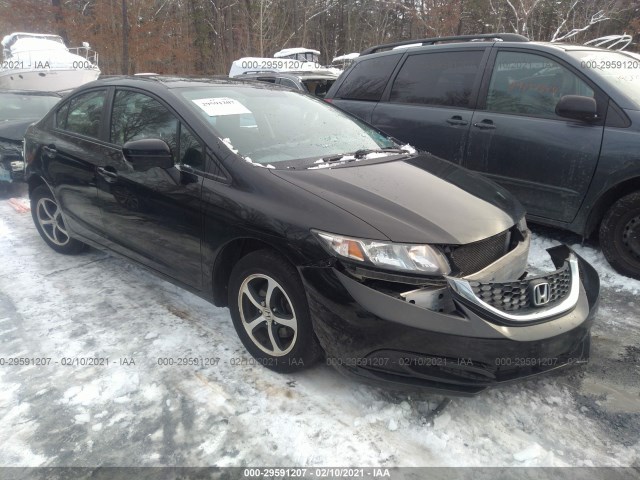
<box><xmin>567</xmin><ymin>50</ymin><xmax>640</xmax><ymax>108</ymax></box>
<box><xmin>0</xmin><ymin>93</ymin><xmax>60</xmax><ymax>120</ymax></box>
<box><xmin>176</xmin><ymin>85</ymin><xmax>395</xmax><ymax>165</ymax></box>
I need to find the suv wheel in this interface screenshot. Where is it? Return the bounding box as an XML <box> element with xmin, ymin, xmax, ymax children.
<box><xmin>31</xmin><ymin>185</ymin><xmax>86</xmax><ymax>254</ymax></box>
<box><xmin>228</xmin><ymin>249</ymin><xmax>323</xmax><ymax>373</ymax></box>
<box><xmin>599</xmin><ymin>192</ymin><xmax>640</xmax><ymax>280</ymax></box>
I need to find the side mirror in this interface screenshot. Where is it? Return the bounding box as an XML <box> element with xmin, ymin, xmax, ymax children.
<box><xmin>555</xmin><ymin>95</ymin><xmax>598</xmax><ymax>122</ymax></box>
<box><xmin>122</xmin><ymin>138</ymin><xmax>173</xmax><ymax>171</ymax></box>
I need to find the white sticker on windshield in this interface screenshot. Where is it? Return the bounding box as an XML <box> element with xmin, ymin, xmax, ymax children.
<box><xmin>192</xmin><ymin>97</ymin><xmax>251</xmax><ymax>116</ymax></box>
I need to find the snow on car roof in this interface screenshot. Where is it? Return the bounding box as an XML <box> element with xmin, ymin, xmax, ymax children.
<box><xmin>332</xmin><ymin>52</ymin><xmax>359</xmax><ymax>62</ymax></box>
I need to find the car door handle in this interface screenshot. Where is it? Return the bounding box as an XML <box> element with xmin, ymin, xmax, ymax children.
<box><xmin>97</xmin><ymin>166</ymin><xmax>118</xmax><ymax>183</ymax></box>
<box><xmin>446</xmin><ymin>116</ymin><xmax>468</xmax><ymax>126</ymax></box>
<box><xmin>42</xmin><ymin>144</ymin><xmax>57</xmax><ymax>158</ymax></box>
<box><xmin>473</xmin><ymin>119</ymin><xmax>496</xmax><ymax>130</ymax></box>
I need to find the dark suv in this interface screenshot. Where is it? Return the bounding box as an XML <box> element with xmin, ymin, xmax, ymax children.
<box><xmin>326</xmin><ymin>33</ymin><xmax>640</xmax><ymax>279</ymax></box>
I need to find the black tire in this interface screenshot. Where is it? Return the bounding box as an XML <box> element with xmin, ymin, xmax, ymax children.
<box><xmin>228</xmin><ymin>249</ymin><xmax>323</xmax><ymax>373</ymax></box>
<box><xmin>599</xmin><ymin>192</ymin><xmax>640</xmax><ymax>280</ymax></box>
<box><xmin>31</xmin><ymin>185</ymin><xmax>87</xmax><ymax>255</ymax></box>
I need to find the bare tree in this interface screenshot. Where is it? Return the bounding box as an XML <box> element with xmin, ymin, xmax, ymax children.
<box><xmin>1</xmin><ymin>0</ymin><xmax>634</xmax><ymax>76</ymax></box>
<box><xmin>122</xmin><ymin>0</ymin><xmax>129</xmax><ymax>74</ymax></box>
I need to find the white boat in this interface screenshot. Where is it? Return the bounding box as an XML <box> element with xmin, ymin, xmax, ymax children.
<box><xmin>273</xmin><ymin>47</ymin><xmax>320</xmax><ymax>63</ymax></box>
<box><xmin>229</xmin><ymin>47</ymin><xmax>342</xmax><ymax>77</ymax></box>
<box><xmin>0</xmin><ymin>32</ymin><xmax>100</xmax><ymax>91</ymax></box>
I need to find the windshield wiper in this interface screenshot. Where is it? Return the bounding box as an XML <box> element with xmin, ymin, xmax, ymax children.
<box><xmin>320</xmin><ymin>147</ymin><xmax>409</xmax><ymax>163</ymax></box>
<box><xmin>321</xmin><ymin>154</ymin><xmax>346</xmax><ymax>163</ymax></box>
<box><xmin>353</xmin><ymin>148</ymin><xmax>409</xmax><ymax>158</ymax></box>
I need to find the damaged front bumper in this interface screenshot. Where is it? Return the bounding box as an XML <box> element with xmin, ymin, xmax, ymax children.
<box><xmin>300</xmin><ymin>244</ymin><xmax>600</xmax><ymax>395</ymax></box>
<box><xmin>0</xmin><ymin>159</ymin><xmax>25</xmax><ymax>183</ymax></box>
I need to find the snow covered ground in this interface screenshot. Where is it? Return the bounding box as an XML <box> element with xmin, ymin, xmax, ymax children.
<box><xmin>0</xmin><ymin>188</ymin><xmax>638</xmax><ymax>468</ymax></box>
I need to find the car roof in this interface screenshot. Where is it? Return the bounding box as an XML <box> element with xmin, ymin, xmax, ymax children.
<box><xmin>82</xmin><ymin>74</ymin><xmax>338</xmax><ymax>94</ymax></box>
<box><xmin>0</xmin><ymin>89</ymin><xmax>64</xmax><ymax>96</ymax></box>
<box><xmin>76</xmin><ymin>75</ymin><xmax>257</xmax><ymax>89</ymax></box>
<box><xmin>356</xmin><ymin>35</ymin><xmax>618</xmax><ymax>60</ymax></box>
<box><xmin>65</xmin><ymin>75</ymin><xmax>314</xmax><ymax>97</ymax></box>
<box><xmin>521</xmin><ymin>42</ymin><xmax>619</xmax><ymax>53</ymax></box>
<box><xmin>239</xmin><ymin>71</ymin><xmax>338</xmax><ymax>80</ymax></box>
<box><xmin>94</xmin><ymin>75</ymin><xmax>238</xmax><ymax>86</ymax></box>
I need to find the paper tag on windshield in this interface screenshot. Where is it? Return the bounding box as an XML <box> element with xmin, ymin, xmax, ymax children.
<box><xmin>192</xmin><ymin>97</ymin><xmax>251</xmax><ymax>116</ymax></box>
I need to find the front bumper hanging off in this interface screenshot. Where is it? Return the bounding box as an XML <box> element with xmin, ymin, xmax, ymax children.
<box><xmin>300</xmin><ymin>245</ymin><xmax>600</xmax><ymax>395</ymax></box>
<box><xmin>0</xmin><ymin>158</ymin><xmax>25</xmax><ymax>183</ymax></box>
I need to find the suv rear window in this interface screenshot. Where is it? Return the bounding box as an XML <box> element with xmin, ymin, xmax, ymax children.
<box><xmin>390</xmin><ymin>51</ymin><xmax>483</xmax><ymax>108</ymax></box>
<box><xmin>334</xmin><ymin>54</ymin><xmax>401</xmax><ymax>101</ymax></box>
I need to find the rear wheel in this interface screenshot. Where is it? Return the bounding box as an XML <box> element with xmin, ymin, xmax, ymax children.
<box><xmin>228</xmin><ymin>249</ymin><xmax>323</xmax><ymax>373</ymax></box>
<box><xmin>599</xmin><ymin>192</ymin><xmax>640</xmax><ymax>280</ymax></box>
<box><xmin>31</xmin><ymin>185</ymin><xmax>86</xmax><ymax>255</ymax></box>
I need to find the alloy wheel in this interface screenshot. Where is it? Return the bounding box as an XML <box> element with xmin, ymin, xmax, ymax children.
<box><xmin>237</xmin><ymin>273</ymin><xmax>298</xmax><ymax>356</ymax></box>
<box><xmin>36</xmin><ymin>197</ymin><xmax>70</xmax><ymax>246</ymax></box>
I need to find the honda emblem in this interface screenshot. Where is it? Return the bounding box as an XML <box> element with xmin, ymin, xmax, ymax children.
<box><xmin>531</xmin><ymin>281</ymin><xmax>550</xmax><ymax>307</ymax></box>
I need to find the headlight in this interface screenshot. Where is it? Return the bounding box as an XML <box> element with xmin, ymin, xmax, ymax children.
<box><xmin>313</xmin><ymin>230</ymin><xmax>451</xmax><ymax>275</ymax></box>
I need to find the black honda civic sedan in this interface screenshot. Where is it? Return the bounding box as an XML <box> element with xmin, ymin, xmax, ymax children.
<box><xmin>23</xmin><ymin>76</ymin><xmax>600</xmax><ymax>395</ymax></box>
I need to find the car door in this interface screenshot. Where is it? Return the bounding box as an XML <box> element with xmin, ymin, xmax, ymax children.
<box><xmin>97</xmin><ymin>88</ymin><xmax>204</xmax><ymax>288</ymax></box>
<box><xmin>370</xmin><ymin>48</ymin><xmax>488</xmax><ymax>164</ymax></box>
<box><xmin>464</xmin><ymin>49</ymin><xmax>606</xmax><ymax>223</ymax></box>
<box><xmin>44</xmin><ymin>88</ymin><xmax>109</xmax><ymax>242</ymax></box>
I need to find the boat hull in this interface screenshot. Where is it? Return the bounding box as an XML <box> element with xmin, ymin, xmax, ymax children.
<box><xmin>0</xmin><ymin>68</ymin><xmax>100</xmax><ymax>91</ymax></box>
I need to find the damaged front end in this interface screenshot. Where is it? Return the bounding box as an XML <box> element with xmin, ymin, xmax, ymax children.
<box><xmin>447</xmin><ymin>245</ymin><xmax>593</xmax><ymax>325</ymax></box>
<box><xmin>301</xmin><ymin>231</ymin><xmax>600</xmax><ymax>395</ymax></box>
<box><xmin>0</xmin><ymin>142</ymin><xmax>25</xmax><ymax>184</ymax></box>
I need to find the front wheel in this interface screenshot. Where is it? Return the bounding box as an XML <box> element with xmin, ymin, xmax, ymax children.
<box><xmin>227</xmin><ymin>249</ymin><xmax>323</xmax><ymax>373</ymax></box>
<box><xmin>599</xmin><ymin>192</ymin><xmax>640</xmax><ymax>280</ymax></box>
<box><xmin>31</xmin><ymin>185</ymin><xmax>86</xmax><ymax>255</ymax></box>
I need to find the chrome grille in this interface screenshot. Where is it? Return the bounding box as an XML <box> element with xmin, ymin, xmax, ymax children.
<box><xmin>469</xmin><ymin>262</ymin><xmax>572</xmax><ymax>313</ymax></box>
<box><xmin>449</xmin><ymin>230</ymin><xmax>511</xmax><ymax>276</ymax></box>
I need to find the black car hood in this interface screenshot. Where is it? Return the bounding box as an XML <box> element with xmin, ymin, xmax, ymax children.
<box><xmin>0</xmin><ymin>119</ymin><xmax>36</xmax><ymax>143</ymax></box>
<box><xmin>271</xmin><ymin>154</ymin><xmax>525</xmax><ymax>245</ymax></box>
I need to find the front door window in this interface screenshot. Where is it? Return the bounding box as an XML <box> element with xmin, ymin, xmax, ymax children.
<box><xmin>486</xmin><ymin>51</ymin><xmax>594</xmax><ymax>118</ymax></box>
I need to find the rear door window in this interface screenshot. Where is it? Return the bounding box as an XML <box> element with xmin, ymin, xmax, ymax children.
<box><xmin>64</xmin><ymin>90</ymin><xmax>107</xmax><ymax>138</ymax></box>
<box><xmin>334</xmin><ymin>54</ymin><xmax>401</xmax><ymax>101</ymax></box>
<box><xmin>390</xmin><ymin>51</ymin><xmax>484</xmax><ymax>108</ymax></box>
